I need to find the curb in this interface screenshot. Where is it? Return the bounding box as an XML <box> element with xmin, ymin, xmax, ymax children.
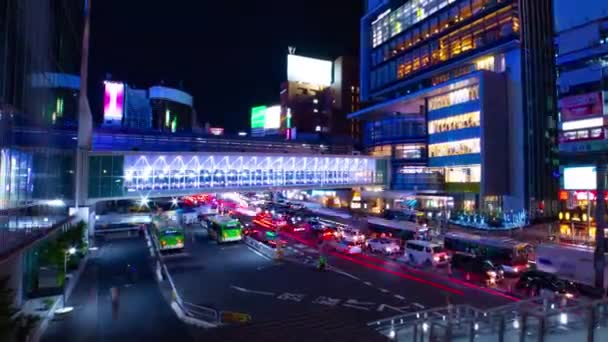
<box><xmin>147</xmin><ymin>226</ymin><xmax>220</xmax><ymax>328</ymax></box>
<box><xmin>30</xmin><ymin>251</ymin><xmax>90</xmax><ymax>342</ymax></box>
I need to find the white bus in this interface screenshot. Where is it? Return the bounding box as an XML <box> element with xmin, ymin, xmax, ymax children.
<box><xmin>536</xmin><ymin>243</ymin><xmax>608</xmax><ymax>290</ymax></box>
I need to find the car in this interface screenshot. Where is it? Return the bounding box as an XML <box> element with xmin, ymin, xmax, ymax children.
<box><xmin>366</xmin><ymin>238</ymin><xmax>401</xmax><ymax>255</ymax></box>
<box><xmin>341</xmin><ymin>228</ymin><xmax>366</xmax><ymax>244</ymax></box>
<box><xmin>450</xmin><ymin>253</ymin><xmax>504</xmax><ymax>285</ymax></box>
<box><xmin>404</xmin><ymin>240</ymin><xmax>449</xmax><ymax>267</ymax></box>
<box><xmin>515</xmin><ymin>270</ymin><xmax>578</xmax><ymax>298</ymax></box>
<box><xmin>332</xmin><ymin>240</ymin><xmax>363</xmax><ymax>254</ymax></box>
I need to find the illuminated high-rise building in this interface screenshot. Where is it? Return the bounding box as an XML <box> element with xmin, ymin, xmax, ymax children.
<box><xmin>352</xmin><ymin>0</ymin><xmax>557</xmax><ymax>217</ymax></box>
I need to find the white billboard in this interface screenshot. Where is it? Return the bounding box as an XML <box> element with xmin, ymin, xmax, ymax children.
<box><xmin>563</xmin><ymin>166</ymin><xmax>596</xmax><ymax>190</ymax></box>
<box><xmin>287</xmin><ymin>54</ymin><xmax>332</xmax><ymax>86</ymax></box>
<box><xmin>264</xmin><ymin>105</ymin><xmax>281</xmax><ymax>129</ymax></box>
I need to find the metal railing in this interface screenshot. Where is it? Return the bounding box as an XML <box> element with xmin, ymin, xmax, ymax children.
<box><xmin>145</xmin><ymin>226</ymin><xmax>220</xmax><ymax>327</ymax></box>
<box><xmin>369</xmin><ymin>296</ymin><xmax>608</xmax><ymax>341</ymax></box>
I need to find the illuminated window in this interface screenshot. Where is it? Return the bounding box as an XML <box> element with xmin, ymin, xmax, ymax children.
<box><xmin>394</xmin><ymin>144</ymin><xmax>426</xmax><ymax>159</ymax></box>
<box><xmin>428</xmin><ymin>111</ymin><xmax>480</xmax><ymax>134</ymax></box>
<box><xmin>475</xmin><ymin>56</ymin><xmax>495</xmax><ymax>71</ymax></box>
<box><xmin>428</xmin><ymin>86</ymin><xmax>479</xmax><ymax>111</ymax></box>
<box><xmin>445</xmin><ymin>165</ymin><xmax>481</xmax><ymax>183</ymax></box>
<box><xmin>429</xmin><ymin>138</ymin><xmax>480</xmax><ymax>157</ymax></box>
<box><xmin>368</xmin><ymin>145</ymin><xmax>392</xmax><ymax>157</ymax></box>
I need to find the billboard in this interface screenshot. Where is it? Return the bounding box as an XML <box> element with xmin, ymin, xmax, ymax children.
<box><xmin>559</xmin><ymin>92</ymin><xmax>603</xmax><ymax>121</ymax></box>
<box><xmin>103</xmin><ymin>81</ymin><xmax>125</xmax><ymax>121</ymax></box>
<box><xmin>264</xmin><ymin>105</ymin><xmax>281</xmax><ymax>129</ymax></box>
<box><xmin>287</xmin><ymin>54</ymin><xmax>332</xmax><ymax>86</ymax></box>
<box><xmin>250</xmin><ymin>105</ymin><xmax>281</xmax><ymax>134</ymax></box>
<box><xmin>251</xmin><ymin>105</ymin><xmax>266</xmax><ymax>129</ymax></box>
<box><xmin>563</xmin><ymin>166</ymin><xmax>596</xmax><ymax>190</ymax></box>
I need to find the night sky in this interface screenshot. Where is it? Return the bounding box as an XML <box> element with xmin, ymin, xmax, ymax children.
<box><xmin>89</xmin><ymin>0</ymin><xmax>362</xmax><ymax>131</ymax></box>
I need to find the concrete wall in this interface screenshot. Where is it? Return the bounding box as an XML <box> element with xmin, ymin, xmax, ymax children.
<box><xmin>502</xmin><ymin>49</ymin><xmax>526</xmax><ymax>212</ymax></box>
<box><xmin>480</xmin><ymin>72</ymin><xmax>509</xmax><ymax>198</ymax></box>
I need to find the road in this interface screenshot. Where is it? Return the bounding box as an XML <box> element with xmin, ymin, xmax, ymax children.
<box><xmin>163</xmin><ymin>220</ymin><xmax>515</xmax><ymax>339</ymax></box>
<box><xmin>41</xmin><ymin>236</ymin><xmax>197</xmax><ymax>342</ymax></box>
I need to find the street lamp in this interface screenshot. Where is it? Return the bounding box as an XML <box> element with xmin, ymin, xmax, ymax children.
<box><xmin>56</xmin><ymin>247</ymin><xmax>77</xmax><ymax>314</ymax></box>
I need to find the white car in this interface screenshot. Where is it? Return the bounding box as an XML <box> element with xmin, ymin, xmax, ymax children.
<box><xmin>332</xmin><ymin>240</ymin><xmax>363</xmax><ymax>254</ymax></box>
<box><xmin>404</xmin><ymin>240</ymin><xmax>449</xmax><ymax>267</ymax></box>
<box><xmin>341</xmin><ymin>228</ymin><xmax>366</xmax><ymax>244</ymax></box>
<box><xmin>367</xmin><ymin>238</ymin><xmax>400</xmax><ymax>255</ymax></box>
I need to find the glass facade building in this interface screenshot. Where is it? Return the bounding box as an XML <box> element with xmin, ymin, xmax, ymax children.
<box><xmin>353</xmin><ymin>0</ymin><xmax>558</xmax><ymax>216</ymax></box>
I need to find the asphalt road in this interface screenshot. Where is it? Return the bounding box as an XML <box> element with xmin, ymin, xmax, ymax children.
<box><xmin>42</xmin><ymin>236</ymin><xmax>196</xmax><ymax>342</ymax></box>
<box><xmin>164</xmin><ymin>221</ymin><xmax>514</xmax><ymax>340</ymax></box>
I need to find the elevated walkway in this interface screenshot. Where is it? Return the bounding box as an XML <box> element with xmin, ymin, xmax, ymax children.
<box><xmin>87</xmin><ymin>152</ymin><xmax>387</xmax><ymax>202</ymax></box>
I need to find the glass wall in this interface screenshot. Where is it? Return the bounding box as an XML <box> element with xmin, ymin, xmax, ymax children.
<box><xmin>445</xmin><ymin>165</ymin><xmax>481</xmax><ymax>182</ymax></box>
<box><xmin>428</xmin><ymin>111</ymin><xmax>480</xmax><ymax>133</ymax></box>
<box><xmin>392</xmin><ymin>166</ymin><xmax>445</xmax><ymax>190</ymax></box>
<box><xmin>428</xmin><ymin>85</ymin><xmax>479</xmax><ymax>111</ymax></box>
<box><xmin>370</xmin><ymin>3</ymin><xmax>518</xmax><ymax>91</ymax></box>
<box><xmin>363</xmin><ymin>116</ymin><xmax>426</xmax><ymax>146</ymax></box>
<box><xmin>368</xmin><ymin>145</ymin><xmax>393</xmax><ymax>157</ymax></box>
<box><xmin>429</xmin><ymin>138</ymin><xmax>480</xmax><ymax>157</ymax></box>
<box><xmin>394</xmin><ymin>143</ymin><xmax>426</xmax><ymax>159</ymax></box>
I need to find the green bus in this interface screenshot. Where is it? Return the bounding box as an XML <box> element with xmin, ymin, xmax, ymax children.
<box><xmin>152</xmin><ymin>216</ymin><xmax>185</xmax><ymax>251</ymax></box>
<box><xmin>204</xmin><ymin>215</ymin><xmax>243</xmax><ymax>243</ymax></box>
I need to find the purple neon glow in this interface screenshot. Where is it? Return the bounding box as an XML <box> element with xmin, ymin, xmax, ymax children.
<box><xmin>103</xmin><ymin>81</ymin><xmax>124</xmax><ymax>120</ymax></box>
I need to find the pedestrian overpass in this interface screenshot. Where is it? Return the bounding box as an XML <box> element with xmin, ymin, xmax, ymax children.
<box><xmin>86</xmin><ymin>151</ymin><xmax>388</xmax><ymax>203</ymax></box>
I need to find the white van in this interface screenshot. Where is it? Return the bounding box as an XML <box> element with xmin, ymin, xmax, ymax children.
<box><xmin>404</xmin><ymin>240</ymin><xmax>449</xmax><ymax>267</ymax></box>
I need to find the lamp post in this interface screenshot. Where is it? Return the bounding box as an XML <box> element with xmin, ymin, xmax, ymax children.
<box><xmin>56</xmin><ymin>247</ymin><xmax>76</xmax><ymax>314</ymax></box>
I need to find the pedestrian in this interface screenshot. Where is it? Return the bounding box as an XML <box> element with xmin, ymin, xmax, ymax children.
<box><xmin>110</xmin><ymin>286</ymin><xmax>120</xmax><ymax>320</ymax></box>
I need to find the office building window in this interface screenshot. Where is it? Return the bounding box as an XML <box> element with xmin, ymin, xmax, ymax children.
<box><xmin>370</xmin><ymin>4</ymin><xmax>517</xmax><ymax>90</ymax></box>
<box><xmin>428</xmin><ymin>85</ymin><xmax>479</xmax><ymax>111</ymax></box>
<box><xmin>394</xmin><ymin>144</ymin><xmax>426</xmax><ymax>159</ymax></box>
<box><xmin>445</xmin><ymin>165</ymin><xmax>481</xmax><ymax>183</ymax></box>
<box><xmin>429</xmin><ymin>138</ymin><xmax>480</xmax><ymax>157</ymax></box>
<box><xmin>428</xmin><ymin>111</ymin><xmax>480</xmax><ymax>134</ymax></box>
<box><xmin>368</xmin><ymin>145</ymin><xmax>392</xmax><ymax>157</ymax></box>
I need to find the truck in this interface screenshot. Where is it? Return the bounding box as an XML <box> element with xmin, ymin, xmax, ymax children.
<box><xmin>535</xmin><ymin>243</ymin><xmax>608</xmax><ymax>291</ymax></box>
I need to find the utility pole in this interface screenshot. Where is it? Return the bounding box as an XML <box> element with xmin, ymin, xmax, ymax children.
<box><xmin>75</xmin><ymin>0</ymin><xmax>92</xmax><ymax>208</ymax></box>
<box><xmin>595</xmin><ymin>162</ymin><xmax>606</xmax><ymax>291</ymax></box>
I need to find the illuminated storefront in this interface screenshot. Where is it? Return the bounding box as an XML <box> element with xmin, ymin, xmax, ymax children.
<box><xmin>558</xmin><ymin>166</ymin><xmax>608</xmax><ymax>244</ymax></box>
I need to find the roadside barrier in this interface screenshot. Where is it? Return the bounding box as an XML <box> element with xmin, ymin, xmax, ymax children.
<box><xmin>243</xmin><ymin>236</ymin><xmax>283</xmax><ymax>260</ymax></box>
<box><xmin>146</xmin><ymin>226</ymin><xmax>220</xmax><ymax>328</ymax></box>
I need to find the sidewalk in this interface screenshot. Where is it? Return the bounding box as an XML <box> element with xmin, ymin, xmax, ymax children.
<box><xmin>40</xmin><ymin>237</ymin><xmax>194</xmax><ymax>342</ymax></box>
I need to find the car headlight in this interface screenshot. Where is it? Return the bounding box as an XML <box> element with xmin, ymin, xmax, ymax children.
<box><xmin>385</xmin><ymin>247</ymin><xmax>392</xmax><ymax>252</ymax></box>
<box><xmin>487</xmin><ymin>271</ymin><xmax>497</xmax><ymax>278</ymax></box>
<box><xmin>565</xmin><ymin>293</ymin><xmax>574</xmax><ymax>298</ymax></box>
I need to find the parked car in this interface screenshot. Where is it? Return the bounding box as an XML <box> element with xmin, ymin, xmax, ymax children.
<box><xmin>515</xmin><ymin>270</ymin><xmax>578</xmax><ymax>298</ymax></box>
<box><xmin>450</xmin><ymin>253</ymin><xmax>504</xmax><ymax>285</ymax></box>
<box><xmin>404</xmin><ymin>240</ymin><xmax>449</xmax><ymax>267</ymax></box>
<box><xmin>366</xmin><ymin>238</ymin><xmax>400</xmax><ymax>255</ymax></box>
<box><xmin>332</xmin><ymin>240</ymin><xmax>363</xmax><ymax>254</ymax></box>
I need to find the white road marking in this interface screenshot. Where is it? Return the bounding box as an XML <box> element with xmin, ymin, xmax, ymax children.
<box><xmin>230</xmin><ymin>285</ymin><xmax>275</xmax><ymax>296</ymax></box>
<box><xmin>294</xmin><ymin>243</ymin><xmax>309</xmax><ymax>249</ymax></box>
<box><xmin>247</xmin><ymin>247</ymin><xmax>272</xmax><ymax>261</ymax></box>
<box><xmin>413</xmin><ymin>302</ymin><xmax>426</xmax><ymax>309</ymax></box>
<box><xmin>394</xmin><ymin>294</ymin><xmax>406</xmax><ymax>300</ymax></box>
<box><xmin>328</xmin><ymin>266</ymin><xmax>361</xmax><ymax>280</ymax></box>
<box><xmin>378</xmin><ymin>288</ymin><xmax>390</xmax><ymax>293</ymax></box>
<box><xmin>364</xmin><ymin>281</ymin><xmax>373</xmax><ymax>286</ymax></box>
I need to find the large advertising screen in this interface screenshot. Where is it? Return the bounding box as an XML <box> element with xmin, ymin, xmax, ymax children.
<box><xmin>251</xmin><ymin>105</ymin><xmax>266</xmax><ymax>129</ymax></box>
<box><xmin>264</xmin><ymin>105</ymin><xmax>281</xmax><ymax>129</ymax></box>
<box><xmin>563</xmin><ymin>166</ymin><xmax>596</xmax><ymax>190</ymax></box>
<box><xmin>250</xmin><ymin>105</ymin><xmax>281</xmax><ymax>132</ymax></box>
<box><xmin>287</xmin><ymin>54</ymin><xmax>332</xmax><ymax>86</ymax></box>
<box><xmin>559</xmin><ymin>92</ymin><xmax>603</xmax><ymax>121</ymax></box>
<box><xmin>103</xmin><ymin>81</ymin><xmax>125</xmax><ymax>121</ymax></box>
